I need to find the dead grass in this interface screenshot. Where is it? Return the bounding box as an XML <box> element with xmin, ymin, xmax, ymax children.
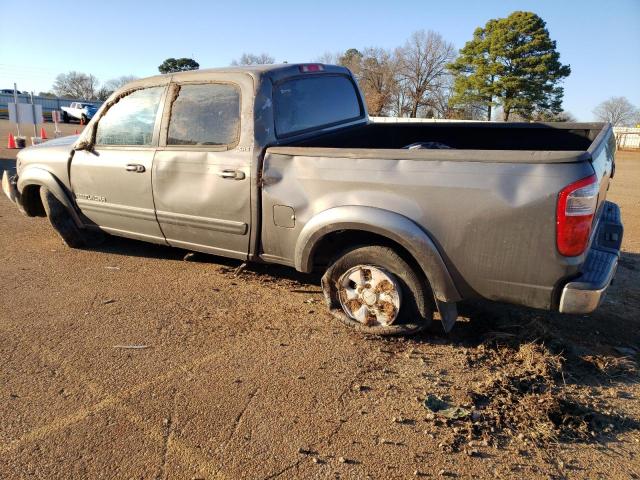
<box><xmin>581</xmin><ymin>354</ymin><xmax>638</xmax><ymax>379</ymax></box>
<box><xmin>466</xmin><ymin>342</ymin><xmax>593</xmax><ymax>444</ymax></box>
<box><xmin>428</xmin><ymin>337</ymin><xmax>637</xmax><ymax>454</ymax></box>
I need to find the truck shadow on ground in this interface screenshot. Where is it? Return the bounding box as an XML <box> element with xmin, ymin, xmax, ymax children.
<box><xmin>95</xmin><ymin>236</ymin><xmax>639</xmax><ymax>373</ymax></box>
<box><xmin>93</xmin><ymin>235</ymin><xmax>324</xmax><ymax>285</ymax></box>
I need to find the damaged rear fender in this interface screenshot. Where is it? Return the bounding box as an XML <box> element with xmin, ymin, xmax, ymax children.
<box><xmin>295</xmin><ymin>205</ymin><xmax>462</xmax><ymax>304</ymax></box>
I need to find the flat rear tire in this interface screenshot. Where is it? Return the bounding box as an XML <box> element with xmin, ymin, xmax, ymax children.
<box><xmin>322</xmin><ymin>245</ymin><xmax>433</xmax><ymax>336</ymax></box>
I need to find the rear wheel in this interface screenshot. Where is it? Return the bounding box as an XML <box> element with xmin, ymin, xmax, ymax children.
<box><xmin>321</xmin><ymin>245</ymin><xmax>433</xmax><ymax>335</ymax></box>
<box><xmin>62</xmin><ymin>111</ymin><xmax>69</xmax><ymax>123</ymax></box>
<box><xmin>40</xmin><ymin>187</ymin><xmax>105</xmax><ymax>248</ymax></box>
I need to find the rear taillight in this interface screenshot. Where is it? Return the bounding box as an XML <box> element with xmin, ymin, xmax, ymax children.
<box><xmin>556</xmin><ymin>174</ymin><xmax>599</xmax><ymax>256</ymax></box>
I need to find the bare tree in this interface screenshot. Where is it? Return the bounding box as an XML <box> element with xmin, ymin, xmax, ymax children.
<box><xmin>231</xmin><ymin>53</ymin><xmax>275</xmax><ymax>65</ymax></box>
<box><xmin>52</xmin><ymin>71</ymin><xmax>99</xmax><ymax>99</ymax></box>
<box><xmin>338</xmin><ymin>48</ymin><xmax>363</xmax><ymax>78</ymax></box>
<box><xmin>103</xmin><ymin>75</ymin><xmax>138</xmax><ymax>91</ymax></box>
<box><xmin>395</xmin><ymin>30</ymin><xmax>456</xmax><ymax>118</ymax></box>
<box><xmin>593</xmin><ymin>97</ymin><xmax>640</xmax><ymax>127</ymax></box>
<box><xmin>97</xmin><ymin>75</ymin><xmax>139</xmax><ymax>100</ymax></box>
<box><xmin>333</xmin><ymin>48</ymin><xmax>399</xmax><ymax>117</ymax></box>
<box><xmin>315</xmin><ymin>51</ymin><xmax>341</xmax><ymax>64</ymax></box>
<box><xmin>422</xmin><ymin>73</ymin><xmax>455</xmax><ymax>118</ymax></box>
<box><xmin>531</xmin><ymin>110</ymin><xmax>577</xmax><ymax>122</ymax></box>
<box><xmin>358</xmin><ymin>48</ymin><xmax>398</xmax><ymax>116</ymax></box>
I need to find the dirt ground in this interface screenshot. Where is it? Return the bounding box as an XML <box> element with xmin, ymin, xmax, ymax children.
<box><xmin>0</xmin><ymin>123</ymin><xmax>639</xmax><ymax>478</ymax></box>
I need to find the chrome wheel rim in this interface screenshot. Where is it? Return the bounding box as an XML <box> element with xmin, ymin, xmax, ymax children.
<box><xmin>337</xmin><ymin>265</ymin><xmax>402</xmax><ymax>327</ymax></box>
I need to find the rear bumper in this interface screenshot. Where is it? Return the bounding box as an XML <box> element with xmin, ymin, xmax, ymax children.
<box><xmin>559</xmin><ymin>201</ymin><xmax>623</xmax><ymax>314</ymax></box>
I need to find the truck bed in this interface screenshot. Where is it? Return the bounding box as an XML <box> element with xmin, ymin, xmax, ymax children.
<box><xmin>287</xmin><ymin>122</ymin><xmax>611</xmax><ymax>163</ymax></box>
<box><xmin>262</xmin><ymin>121</ymin><xmax>615</xmax><ymax>311</ymax></box>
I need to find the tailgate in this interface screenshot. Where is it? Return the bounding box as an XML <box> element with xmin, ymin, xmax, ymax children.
<box><xmin>589</xmin><ymin>125</ymin><xmax>616</xmax><ymax>224</ymax></box>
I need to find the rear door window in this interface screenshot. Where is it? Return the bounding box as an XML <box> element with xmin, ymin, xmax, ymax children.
<box><xmin>273</xmin><ymin>75</ymin><xmax>363</xmax><ymax>137</ymax></box>
<box><xmin>167</xmin><ymin>83</ymin><xmax>240</xmax><ymax>146</ymax></box>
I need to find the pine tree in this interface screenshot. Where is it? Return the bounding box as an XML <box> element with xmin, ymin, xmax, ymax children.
<box><xmin>449</xmin><ymin>11</ymin><xmax>570</xmax><ymax>121</ymax></box>
<box><xmin>158</xmin><ymin>58</ymin><xmax>200</xmax><ymax>74</ymax></box>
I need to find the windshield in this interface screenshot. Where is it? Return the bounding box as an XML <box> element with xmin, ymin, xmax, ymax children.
<box><xmin>273</xmin><ymin>74</ymin><xmax>363</xmax><ymax>137</ymax></box>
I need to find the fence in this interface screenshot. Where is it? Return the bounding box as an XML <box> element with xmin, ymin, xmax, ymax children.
<box><xmin>0</xmin><ymin>93</ymin><xmax>103</xmax><ymax>122</ymax></box>
<box><xmin>613</xmin><ymin>127</ymin><xmax>640</xmax><ymax>150</ymax></box>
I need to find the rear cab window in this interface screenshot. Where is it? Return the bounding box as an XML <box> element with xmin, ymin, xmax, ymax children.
<box><xmin>273</xmin><ymin>74</ymin><xmax>363</xmax><ymax>138</ymax></box>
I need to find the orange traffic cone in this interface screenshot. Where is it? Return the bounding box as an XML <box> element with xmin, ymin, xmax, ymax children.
<box><xmin>7</xmin><ymin>133</ymin><xmax>17</xmax><ymax>149</ymax></box>
<box><xmin>40</xmin><ymin>127</ymin><xmax>48</xmax><ymax>140</ymax></box>
<box><xmin>75</xmin><ymin>129</ymin><xmax>79</xmax><ymax>135</ymax></box>
<box><xmin>80</xmin><ymin>117</ymin><xmax>85</xmax><ymax>126</ymax></box>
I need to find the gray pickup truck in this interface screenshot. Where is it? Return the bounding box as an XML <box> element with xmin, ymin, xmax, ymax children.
<box><xmin>2</xmin><ymin>63</ymin><xmax>623</xmax><ymax>335</ymax></box>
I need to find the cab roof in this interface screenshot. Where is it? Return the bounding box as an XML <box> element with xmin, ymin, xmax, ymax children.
<box><xmin>121</xmin><ymin>63</ymin><xmax>352</xmax><ymax>90</ymax></box>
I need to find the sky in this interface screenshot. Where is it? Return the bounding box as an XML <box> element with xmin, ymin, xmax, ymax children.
<box><xmin>1</xmin><ymin>0</ymin><xmax>638</xmax><ymax>121</ymax></box>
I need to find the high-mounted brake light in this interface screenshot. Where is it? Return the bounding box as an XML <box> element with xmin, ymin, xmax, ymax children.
<box><xmin>556</xmin><ymin>174</ymin><xmax>599</xmax><ymax>256</ymax></box>
<box><xmin>299</xmin><ymin>64</ymin><xmax>324</xmax><ymax>73</ymax></box>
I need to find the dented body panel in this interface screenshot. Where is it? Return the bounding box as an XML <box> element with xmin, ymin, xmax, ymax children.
<box><xmin>260</xmin><ymin>150</ymin><xmax>594</xmax><ymax>309</ymax></box>
<box><xmin>3</xmin><ymin>64</ymin><xmax>621</xmax><ymax>318</ymax></box>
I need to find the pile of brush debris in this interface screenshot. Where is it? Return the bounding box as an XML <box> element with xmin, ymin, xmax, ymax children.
<box><xmin>423</xmin><ymin>339</ymin><xmax>634</xmax><ymax>454</ymax></box>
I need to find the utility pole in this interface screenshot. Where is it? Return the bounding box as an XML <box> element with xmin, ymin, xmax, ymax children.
<box><xmin>13</xmin><ymin>83</ymin><xmax>21</xmax><ymax>137</ymax></box>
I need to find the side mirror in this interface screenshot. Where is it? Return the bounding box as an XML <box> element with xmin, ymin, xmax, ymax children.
<box><xmin>74</xmin><ymin>139</ymin><xmax>94</xmax><ymax>152</ymax></box>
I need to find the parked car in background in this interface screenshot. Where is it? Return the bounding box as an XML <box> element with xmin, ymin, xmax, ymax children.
<box><xmin>2</xmin><ymin>64</ymin><xmax>623</xmax><ymax>336</ymax></box>
<box><xmin>61</xmin><ymin>102</ymin><xmax>98</xmax><ymax>124</ymax></box>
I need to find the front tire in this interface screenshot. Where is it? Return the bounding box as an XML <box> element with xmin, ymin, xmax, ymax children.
<box><xmin>40</xmin><ymin>188</ymin><xmax>105</xmax><ymax>248</ymax></box>
<box><xmin>321</xmin><ymin>245</ymin><xmax>433</xmax><ymax>335</ymax></box>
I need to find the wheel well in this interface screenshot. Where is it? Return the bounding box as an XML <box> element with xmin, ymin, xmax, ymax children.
<box><xmin>310</xmin><ymin>229</ymin><xmax>428</xmax><ymax>284</ymax></box>
<box><xmin>20</xmin><ymin>185</ymin><xmax>45</xmax><ymax>217</ymax></box>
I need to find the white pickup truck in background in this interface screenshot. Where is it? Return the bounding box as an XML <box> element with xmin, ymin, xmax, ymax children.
<box><xmin>60</xmin><ymin>102</ymin><xmax>98</xmax><ymax>124</ymax></box>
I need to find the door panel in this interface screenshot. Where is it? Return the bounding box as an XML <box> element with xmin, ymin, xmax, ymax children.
<box><xmin>152</xmin><ymin>81</ymin><xmax>251</xmax><ymax>259</ymax></box>
<box><xmin>71</xmin><ymin>148</ymin><xmax>165</xmax><ymax>242</ymax></box>
<box><xmin>152</xmin><ymin>149</ymin><xmax>250</xmax><ymax>258</ymax></box>
<box><xmin>70</xmin><ymin>85</ymin><xmax>167</xmax><ymax>243</ymax></box>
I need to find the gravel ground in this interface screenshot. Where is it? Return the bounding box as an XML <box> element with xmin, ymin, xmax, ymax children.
<box><xmin>1</xmin><ymin>129</ymin><xmax>639</xmax><ymax>478</ymax></box>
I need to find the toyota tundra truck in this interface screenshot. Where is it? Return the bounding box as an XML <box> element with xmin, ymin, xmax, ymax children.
<box><xmin>2</xmin><ymin>64</ymin><xmax>623</xmax><ymax>335</ymax></box>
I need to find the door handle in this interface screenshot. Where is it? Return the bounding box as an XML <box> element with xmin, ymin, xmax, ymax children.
<box><xmin>125</xmin><ymin>164</ymin><xmax>145</xmax><ymax>173</ymax></box>
<box><xmin>218</xmin><ymin>169</ymin><xmax>245</xmax><ymax>180</ymax></box>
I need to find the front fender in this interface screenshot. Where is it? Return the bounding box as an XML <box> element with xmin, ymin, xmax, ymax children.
<box><xmin>295</xmin><ymin>206</ymin><xmax>461</xmax><ymax>303</ymax></box>
<box><xmin>17</xmin><ymin>167</ymin><xmax>83</xmax><ymax>227</ymax></box>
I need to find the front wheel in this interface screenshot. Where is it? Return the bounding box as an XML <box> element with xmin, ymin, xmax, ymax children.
<box><xmin>321</xmin><ymin>245</ymin><xmax>433</xmax><ymax>335</ymax></box>
<box><xmin>40</xmin><ymin>187</ymin><xmax>105</xmax><ymax>248</ymax></box>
